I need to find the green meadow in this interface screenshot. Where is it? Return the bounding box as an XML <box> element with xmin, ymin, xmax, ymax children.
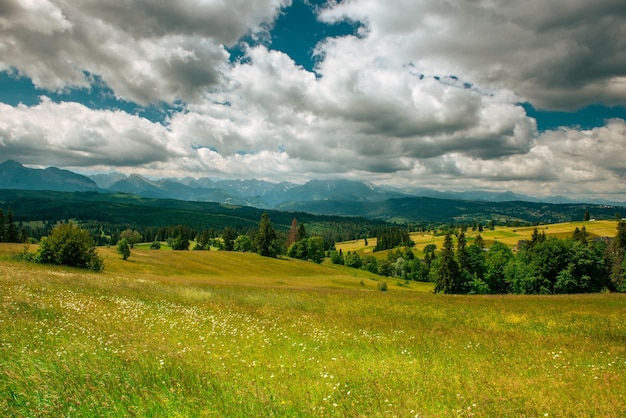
<box><xmin>337</xmin><ymin>220</ymin><xmax>620</xmax><ymax>257</ymax></box>
<box><xmin>1</xmin><ymin>243</ymin><xmax>625</xmax><ymax>417</ymax></box>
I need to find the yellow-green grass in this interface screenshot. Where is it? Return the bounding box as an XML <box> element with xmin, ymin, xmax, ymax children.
<box><xmin>1</xmin><ymin>244</ymin><xmax>625</xmax><ymax>417</ymax></box>
<box><xmin>337</xmin><ymin>220</ymin><xmax>620</xmax><ymax>257</ymax></box>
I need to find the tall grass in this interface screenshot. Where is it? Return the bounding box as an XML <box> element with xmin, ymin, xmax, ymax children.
<box><xmin>1</xmin><ymin>244</ymin><xmax>625</xmax><ymax>416</ymax></box>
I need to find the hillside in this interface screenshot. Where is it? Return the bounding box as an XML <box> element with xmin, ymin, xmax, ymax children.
<box><xmin>276</xmin><ymin>196</ymin><xmax>626</xmax><ymax>224</ymax></box>
<box><xmin>1</xmin><ymin>244</ymin><xmax>625</xmax><ymax>416</ymax></box>
<box><xmin>337</xmin><ymin>220</ymin><xmax>621</xmax><ymax>257</ymax></box>
<box><xmin>0</xmin><ymin>189</ymin><xmax>383</xmax><ymax>240</ymax></box>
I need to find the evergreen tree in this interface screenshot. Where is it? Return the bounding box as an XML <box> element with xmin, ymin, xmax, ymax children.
<box><xmin>7</xmin><ymin>209</ymin><xmax>19</xmax><ymax>242</ymax></box>
<box><xmin>573</xmin><ymin>226</ymin><xmax>589</xmax><ymax>245</ymax></box>
<box><xmin>529</xmin><ymin>227</ymin><xmax>546</xmax><ymax>248</ymax></box>
<box><xmin>434</xmin><ymin>233</ymin><xmax>460</xmax><ymax>294</ymax></box>
<box><xmin>170</xmin><ymin>236</ymin><xmax>190</xmax><ymax>250</ymax></box>
<box><xmin>457</xmin><ymin>231</ymin><xmax>469</xmax><ymax>271</ymax></box>
<box><xmin>0</xmin><ymin>208</ymin><xmax>4</xmax><ymax>242</ymax></box>
<box><xmin>255</xmin><ymin>212</ymin><xmax>278</xmax><ymax>257</ymax></box>
<box><xmin>616</xmin><ymin>221</ymin><xmax>626</xmax><ymax>249</ymax></box>
<box><xmin>195</xmin><ymin>229</ymin><xmax>212</xmax><ymax>250</ymax></box>
<box><xmin>607</xmin><ymin>221</ymin><xmax>626</xmax><ymax>292</ymax></box>
<box><xmin>474</xmin><ymin>234</ymin><xmax>485</xmax><ymax>249</ymax></box>
<box><xmin>297</xmin><ymin>223</ymin><xmax>307</xmax><ymax>242</ymax></box>
<box><xmin>221</xmin><ymin>227</ymin><xmax>237</xmax><ymax>251</ymax></box>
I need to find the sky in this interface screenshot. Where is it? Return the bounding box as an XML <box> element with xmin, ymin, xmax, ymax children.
<box><xmin>1</xmin><ymin>0</ymin><xmax>626</xmax><ymax>201</ymax></box>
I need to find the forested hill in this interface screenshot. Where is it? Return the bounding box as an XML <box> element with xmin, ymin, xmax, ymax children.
<box><xmin>276</xmin><ymin>196</ymin><xmax>625</xmax><ymax>224</ymax></box>
<box><xmin>2</xmin><ymin>188</ymin><xmax>624</xmax><ymax>238</ymax></box>
<box><xmin>0</xmin><ymin>189</ymin><xmax>382</xmax><ymax>240</ymax></box>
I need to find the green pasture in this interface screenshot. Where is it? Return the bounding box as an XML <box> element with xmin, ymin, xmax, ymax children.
<box><xmin>337</xmin><ymin>220</ymin><xmax>620</xmax><ymax>257</ymax></box>
<box><xmin>1</xmin><ymin>243</ymin><xmax>625</xmax><ymax>417</ymax></box>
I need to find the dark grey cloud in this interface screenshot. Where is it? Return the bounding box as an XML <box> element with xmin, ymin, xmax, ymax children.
<box><xmin>321</xmin><ymin>0</ymin><xmax>626</xmax><ymax>110</ymax></box>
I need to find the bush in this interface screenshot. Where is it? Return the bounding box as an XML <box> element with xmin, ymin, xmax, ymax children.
<box><xmin>116</xmin><ymin>238</ymin><xmax>131</xmax><ymax>260</ymax></box>
<box><xmin>169</xmin><ymin>236</ymin><xmax>190</xmax><ymax>251</ymax></box>
<box><xmin>330</xmin><ymin>250</ymin><xmax>344</xmax><ymax>265</ymax></box>
<box><xmin>31</xmin><ymin>223</ymin><xmax>104</xmax><ymax>271</ymax></box>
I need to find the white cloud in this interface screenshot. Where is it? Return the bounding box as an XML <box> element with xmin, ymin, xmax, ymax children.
<box><xmin>0</xmin><ymin>0</ymin><xmax>290</xmax><ymax>103</ymax></box>
<box><xmin>319</xmin><ymin>0</ymin><xmax>626</xmax><ymax>110</ymax></box>
<box><xmin>1</xmin><ymin>0</ymin><xmax>626</xmax><ymax>201</ymax></box>
<box><xmin>0</xmin><ymin>97</ymin><xmax>173</xmax><ymax>166</ymax></box>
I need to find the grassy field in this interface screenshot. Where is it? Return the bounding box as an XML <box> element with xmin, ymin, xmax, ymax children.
<box><xmin>1</xmin><ymin>243</ymin><xmax>625</xmax><ymax>417</ymax></box>
<box><xmin>337</xmin><ymin>220</ymin><xmax>620</xmax><ymax>258</ymax></box>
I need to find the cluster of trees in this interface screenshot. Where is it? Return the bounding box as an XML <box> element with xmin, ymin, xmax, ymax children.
<box><xmin>373</xmin><ymin>227</ymin><xmax>412</xmax><ymax>252</ymax></box>
<box><xmin>330</xmin><ymin>246</ymin><xmax>430</xmax><ymax>280</ymax></box>
<box><xmin>286</xmin><ymin>221</ymin><xmax>326</xmax><ymax>263</ymax></box>
<box><xmin>0</xmin><ymin>208</ymin><xmax>22</xmax><ymax>243</ymax></box>
<box><xmin>330</xmin><ymin>222</ymin><xmax>626</xmax><ymax>294</ymax></box>
<box><xmin>430</xmin><ymin>223</ymin><xmax>626</xmax><ymax>294</ymax></box>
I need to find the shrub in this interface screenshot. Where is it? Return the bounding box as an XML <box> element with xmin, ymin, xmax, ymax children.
<box><xmin>116</xmin><ymin>238</ymin><xmax>131</xmax><ymax>260</ymax></box>
<box><xmin>32</xmin><ymin>223</ymin><xmax>104</xmax><ymax>271</ymax></box>
<box><xmin>169</xmin><ymin>236</ymin><xmax>190</xmax><ymax>251</ymax></box>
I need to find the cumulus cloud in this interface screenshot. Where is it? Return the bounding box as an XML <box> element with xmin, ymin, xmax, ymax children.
<box><xmin>0</xmin><ymin>98</ymin><xmax>173</xmax><ymax>166</ymax></box>
<box><xmin>388</xmin><ymin>120</ymin><xmax>626</xmax><ymax>200</ymax></box>
<box><xmin>1</xmin><ymin>0</ymin><xmax>626</xmax><ymax>201</ymax></box>
<box><xmin>0</xmin><ymin>0</ymin><xmax>290</xmax><ymax>104</ymax></box>
<box><xmin>319</xmin><ymin>0</ymin><xmax>626</xmax><ymax>110</ymax></box>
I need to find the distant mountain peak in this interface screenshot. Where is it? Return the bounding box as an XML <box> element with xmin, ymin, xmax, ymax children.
<box><xmin>0</xmin><ymin>160</ymin><xmax>98</xmax><ymax>192</ymax></box>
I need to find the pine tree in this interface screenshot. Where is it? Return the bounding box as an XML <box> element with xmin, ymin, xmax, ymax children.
<box><xmin>616</xmin><ymin>221</ymin><xmax>626</xmax><ymax>249</ymax></box>
<box><xmin>457</xmin><ymin>231</ymin><xmax>469</xmax><ymax>271</ymax></box>
<box><xmin>255</xmin><ymin>212</ymin><xmax>278</xmax><ymax>257</ymax></box>
<box><xmin>7</xmin><ymin>209</ymin><xmax>19</xmax><ymax>242</ymax></box>
<box><xmin>573</xmin><ymin>226</ymin><xmax>589</xmax><ymax>245</ymax></box>
<box><xmin>530</xmin><ymin>227</ymin><xmax>546</xmax><ymax>248</ymax></box>
<box><xmin>297</xmin><ymin>223</ymin><xmax>307</xmax><ymax>242</ymax></box>
<box><xmin>434</xmin><ymin>233</ymin><xmax>460</xmax><ymax>294</ymax></box>
<box><xmin>0</xmin><ymin>208</ymin><xmax>5</xmax><ymax>242</ymax></box>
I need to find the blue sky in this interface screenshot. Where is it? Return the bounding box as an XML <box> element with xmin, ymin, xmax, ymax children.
<box><xmin>1</xmin><ymin>0</ymin><xmax>626</xmax><ymax>200</ymax></box>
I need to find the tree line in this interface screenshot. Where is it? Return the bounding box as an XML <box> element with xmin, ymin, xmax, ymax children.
<box><xmin>331</xmin><ymin>222</ymin><xmax>626</xmax><ymax>294</ymax></box>
<box><xmin>0</xmin><ymin>208</ymin><xmax>23</xmax><ymax>243</ymax></box>
<box><xmin>430</xmin><ymin>222</ymin><xmax>626</xmax><ymax>294</ymax></box>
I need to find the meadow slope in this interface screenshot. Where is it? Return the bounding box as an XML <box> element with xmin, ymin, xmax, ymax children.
<box><xmin>337</xmin><ymin>220</ymin><xmax>620</xmax><ymax>258</ymax></box>
<box><xmin>1</xmin><ymin>244</ymin><xmax>625</xmax><ymax>417</ymax></box>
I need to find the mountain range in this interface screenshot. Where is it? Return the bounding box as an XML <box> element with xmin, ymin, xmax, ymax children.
<box><xmin>1</xmin><ymin>160</ymin><xmax>624</xmax><ymax>216</ymax></box>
